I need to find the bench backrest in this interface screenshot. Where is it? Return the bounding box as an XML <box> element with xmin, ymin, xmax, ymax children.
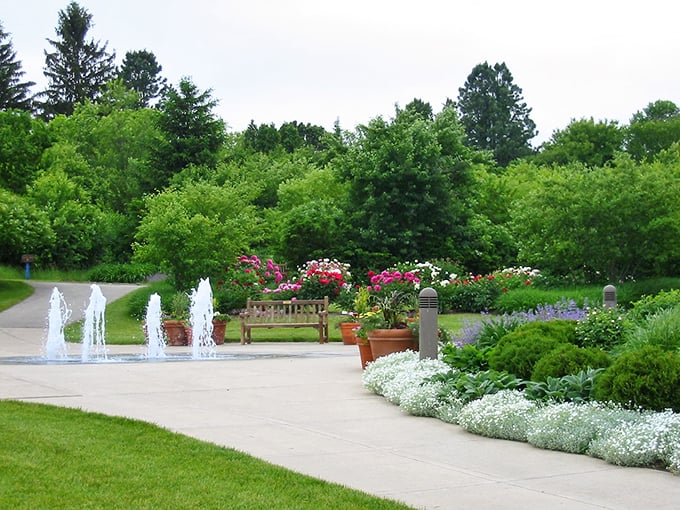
<box><xmin>242</xmin><ymin>297</ymin><xmax>329</xmax><ymax>324</ymax></box>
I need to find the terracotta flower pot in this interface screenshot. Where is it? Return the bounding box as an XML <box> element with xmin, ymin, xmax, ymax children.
<box><xmin>339</xmin><ymin>321</ymin><xmax>358</xmax><ymax>345</ymax></box>
<box><xmin>163</xmin><ymin>320</ymin><xmax>187</xmax><ymax>346</ymax></box>
<box><xmin>356</xmin><ymin>337</ymin><xmax>374</xmax><ymax>369</ymax></box>
<box><xmin>212</xmin><ymin>320</ymin><xmax>228</xmax><ymax>345</ymax></box>
<box><xmin>367</xmin><ymin>328</ymin><xmax>418</xmax><ymax>360</ymax></box>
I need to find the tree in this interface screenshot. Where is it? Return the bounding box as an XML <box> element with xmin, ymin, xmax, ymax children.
<box><xmin>626</xmin><ymin>100</ymin><xmax>680</xmax><ymax>161</ymax></box>
<box><xmin>27</xmin><ymin>168</ymin><xmax>105</xmax><ymax>268</ymax></box>
<box><xmin>534</xmin><ymin>118</ymin><xmax>624</xmax><ymax>168</ymax></box>
<box><xmin>273</xmin><ymin>166</ymin><xmax>349</xmax><ymax>266</ymax></box>
<box><xmin>339</xmin><ymin>105</ymin><xmax>475</xmax><ymax>270</ymax></box>
<box><xmin>133</xmin><ymin>182</ymin><xmax>262</xmax><ymax>290</ymax></box>
<box><xmin>457</xmin><ymin>62</ymin><xmax>537</xmax><ymax>166</ymax></box>
<box><xmin>0</xmin><ymin>21</ymin><xmax>34</xmax><ymax>111</ymax></box>
<box><xmin>151</xmin><ymin>77</ymin><xmax>225</xmax><ymax>187</ymax></box>
<box><xmin>509</xmin><ymin>157</ymin><xmax>680</xmax><ymax>282</ymax></box>
<box><xmin>0</xmin><ymin>110</ymin><xmax>50</xmax><ymax>193</ymax></box>
<box><xmin>41</xmin><ymin>1</ymin><xmax>116</xmax><ymax>117</ymax></box>
<box><xmin>0</xmin><ymin>189</ymin><xmax>55</xmax><ymax>266</ymax></box>
<box><xmin>404</xmin><ymin>98</ymin><xmax>433</xmax><ymax>121</ymax></box>
<box><xmin>119</xmin><ymin>49</ymin><xmax>167</xmax><ymax>107</ymax></box>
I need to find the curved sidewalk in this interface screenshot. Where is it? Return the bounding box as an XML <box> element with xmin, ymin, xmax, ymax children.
<box><xmin>1</xmin><ymin>282</ymin><xmax>679</xmax><ymax>509</ymax></box>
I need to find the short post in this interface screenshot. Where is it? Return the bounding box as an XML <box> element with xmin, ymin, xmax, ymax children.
<box><xmin>21</xmin><ymin>254</ymin><xmax>35</xmax><ymax>280</ymax></box>
<box><xmin>418</xmin><ymin>287</ymin><xmax>438</xmax><ymax>360</ymax></box>
<box><xmin>603</xmin><ymin>284</ymin><xmax>617</xmax><ymax>308</ymax></box>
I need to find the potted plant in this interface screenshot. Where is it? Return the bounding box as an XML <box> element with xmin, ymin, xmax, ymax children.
<box><xmin>163</xmin><ymin>291</ymin><xmax>190</xmax><ymax>346</ymax></box>
<box><xmin>357</xmin><ymin>289</ymin><xmax>418</xmax><ymax>361</ymax></box>
<box><xmin>211</xmin><ymin>296</ymin><xmax>231</xmax><ymax>344</ymax></box>
<box><xmin>337</xmin><ymin>286</ymin><xmax>370</xmax><ymax>345</ymax></box>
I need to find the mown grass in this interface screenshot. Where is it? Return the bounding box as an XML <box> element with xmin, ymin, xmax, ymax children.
<box><xmin>0</xmin><ymin>265</ymin><xmax>90</xmax><ymax>282</ymax></box>
<box><xmin>0</xmin><ymin>400</ymin><xmax>414</xmax><ymax>510</ymax></box>
<box><xmin>0</xmin><ymin>280</ymin><xmax>34</xmax><ymax>313</ymax></box>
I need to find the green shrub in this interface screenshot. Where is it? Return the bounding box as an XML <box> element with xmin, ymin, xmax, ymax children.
<box><xmin>488</xmin><ymin>321</ymin><xmax>577</xmax><ymax>379</ymax></box>
<box><xmin>494</xmin><ymin>287</ymin><xmax>594</xmax><ymax>314</ymax></box>
<box><xmin>126</xmin><ymin>280</ymin><xmax>176</xmax><ymax>320</ymax></box>
<box><xmin>575</xmin><ymin>305</ymin><xmax>630</xmax><ymax>350</ymax></box>
<box><xmin>594</xmin><ymin>346</ymin><xmax>680</xmax><ymax>412</ymax></box>
<box><xmin>525</xmin><ymin>368</ymin><xmax>605</xmax><ymax>403</ymax></box>
<box><xmin>620</xmin><ymin>305</ymin><xmax>680</xmax><ymax>353</ymax></box>
<box><xmin>628</xmin><ymin>289</ymin><xmax>680</xmax><ymax>323</ymax></box>
<box><xmin>531</xmin><ymin>344</ymin><xmax>610</xmax><ymax>381</ymax></box>
<box><xmin>430</xmin><ymin>370</ymin><xmax>524</xmax><ymax>404</ymax></box>
<box><xmin>470</xmin><ymin>314</ymin><xmax>526</xmax><ymax>349</ymax></box>
<box><xmin>615</xmin><ymin>278</ymin><xmax>680</xmax><ymax>307</ymax></box>
<box><xmin>438</xmin><ymin>280</ymin><xmax>501</xmax><ymax>312</ymax></box>
<box><xmin>88</xmin><ymin>262</ymin><xmax>156</xmax><ymax>283</ymax></box>
<box><xmin>440</xmin><ymin>343</ymin><xmax>490</xmax><ymax>373</ymax></box>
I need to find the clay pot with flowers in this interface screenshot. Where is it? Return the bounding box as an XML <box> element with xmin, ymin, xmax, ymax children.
<box><xmin>163</xmin><ymin>291</ymin><xmax>190</xmax><ymax>346</ymax></box>
<box><xmin>337</xmin><ymin>287</ymin><xmax>370</xmax><ymax>345</ymax></box>
<box><xmin>356</xmin><ymin>287</ymin><xmax>418</xmax><ymax>365</ymax></box>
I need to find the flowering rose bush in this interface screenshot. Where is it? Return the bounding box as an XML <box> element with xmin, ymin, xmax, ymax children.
<box><xmin>214</xmin><ymin>255</ymin><xmax>287</xmax><ymax>310</ymax></box>
<box><xmin>438</xmin><ymin>267</ymin><xmax>541</xmax><ymax>312</ymax></box>
<box><xmin>294</xmin><ymin>258</ymin><xmax>352</xmax><ymax>301</ymax></box>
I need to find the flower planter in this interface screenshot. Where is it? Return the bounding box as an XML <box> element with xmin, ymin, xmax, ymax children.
<box><xmin>163</xmin><ymin>320</ymin><xmax>187</xmax><ymax>346</ymax></box>
<box><xmin>367</xmin><ymin>328</ymin><xmax>418</xmax><ymax>360</ymax></box>
<box><xmin>212</xmin><ymin>320</ymin><xmax>228</xmax><ymax>345</ymax></box>
<box><xmin>339</xmin><ymin>322</ymin><xmax>358</xmax><ymax>345</ymax></box>
<box><xmin>356</xmin><ymin>337</ymin><xmax>374</xmax><ymax>369</ymax></box>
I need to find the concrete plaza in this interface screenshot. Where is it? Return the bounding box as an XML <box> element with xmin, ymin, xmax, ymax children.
<box><xmin>1</xmin><ymin>282</ymin><xmax>679</xmax><ymax>509</ymax></box>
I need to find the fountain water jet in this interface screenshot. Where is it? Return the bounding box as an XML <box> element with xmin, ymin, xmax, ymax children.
<box><xmin>44</xmin><ymin>287</ymin><xmax>71</xmax><ymax>360</ymax></box>
<box><xmin>145</xmin><ymin>293</ymin><xmax>166</xmax><ymax>358</ymax></box>
<box><xmin>81</xmin><ymin>284</ymin><xmax>107</xmax><ymax>361</ymax></box>
<box><xmin>190</xmin><ymin>278</ymin><xmax>216</xmax><ymax>359</ymax></box>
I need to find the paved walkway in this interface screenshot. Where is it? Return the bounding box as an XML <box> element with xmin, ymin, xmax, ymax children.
<box><xmin>1</xmin><ymin>282</ymin><xmax>679</xmax><ymax>509</ymax></box>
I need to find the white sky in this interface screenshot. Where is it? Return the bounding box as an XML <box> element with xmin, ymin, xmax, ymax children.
<box><xmin>2</xmin><ymin>0</ymin><xmax>679</xmax><ymax>145</ymax></box>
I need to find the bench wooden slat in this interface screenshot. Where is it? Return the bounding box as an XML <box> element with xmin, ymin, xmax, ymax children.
<box><xmin>239</xmin><ymin>297</ymin><xmax>329</xmax><ymax>344</ymax></box>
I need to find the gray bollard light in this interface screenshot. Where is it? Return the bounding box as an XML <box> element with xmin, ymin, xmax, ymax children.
<box><xmin>603</xmin><ymin>284</ymin><xmax>617</xmax><ymax>308</ymax></box>
<box><xmin>419</xmin><ymin>287</ymin><xmax>438</xmax><ymax>360</ymax></box>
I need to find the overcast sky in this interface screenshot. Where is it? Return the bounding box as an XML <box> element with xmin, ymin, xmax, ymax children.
<box><xmin>3</xmin><ymin>0</ymin><xmax>679</xmax><ymax>145</ymax></box>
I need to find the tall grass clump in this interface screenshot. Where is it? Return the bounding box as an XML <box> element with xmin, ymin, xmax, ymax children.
<box><xmin>619</xmin><ymin>305</ymin><xmax>680</xmax><ymax>353</ymax></box>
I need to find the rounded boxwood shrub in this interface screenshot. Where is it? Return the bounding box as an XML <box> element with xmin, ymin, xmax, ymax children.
<box><xmin>593</xmin><ymin>345</ymin><xmax>680</xmax><ymax>412</ymax></box>
<box><xmin>531</xmin><ymin>343</ymin><xmax>611</xmax><ymax>382</ymax></box>
<box><xmin>488</xmin><ymin>320</ymin><xmax>577</xmax><ymax>380</ymax></box>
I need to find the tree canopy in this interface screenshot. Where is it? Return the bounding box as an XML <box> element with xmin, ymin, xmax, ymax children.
<box><xmin>119</xmin><ymin>49</ymin><xmax>167</xmax><ymax>107</ymax></box>
<box><xmin>40</xmin><ymin>1</ymin><xmax>116</xmax><ymax>117</ymax></box>
<box><xmin>457</xmin><ymin>62</ymin><xmax>537</xmax><ymax>166</ymax></box>
<box><xmin>0</xmin><ymin>21</ymin><xmax>34</xmax><ymax>111</ymax></box>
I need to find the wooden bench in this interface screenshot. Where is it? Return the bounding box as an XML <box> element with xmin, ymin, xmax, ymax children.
<box><xmin>239</xmin><ymin>297</ymin><xmax>329</xmax><ymax>344</ymax></box>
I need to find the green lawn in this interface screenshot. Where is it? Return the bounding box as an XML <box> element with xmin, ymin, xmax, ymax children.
<box><xmin>0</xmin><ymin>400</ymin><xmax>414</xmax><ymax>510</ymax></box>
<box><xmin>63</xmin><ymin>288</ymin><xmax>482</xmax><ymax>345</ymax></box>
<box><xmin>0</xmin><ymin>280</ymin><xmax>34</xmax><ymax>313</ymax></box>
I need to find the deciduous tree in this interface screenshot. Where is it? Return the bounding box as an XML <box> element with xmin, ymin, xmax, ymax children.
<box><xmin>626</xmin><ymin>100</ymin><xmax>680</xmax><ymax>161</ymax></box>
<box><xmin>339</xmin><ymin>104</ymin><xmax>474</xmax><ymax>269</ymax></box>
<box><xmin>534</xmin><ymin>118</ymin><xmax>624</xmax><ymax>168</ymax></box>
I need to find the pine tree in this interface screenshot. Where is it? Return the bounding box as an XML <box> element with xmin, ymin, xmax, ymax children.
<box><xmin>0</xmin><ymin>21</ymin><xmax>34</xmax><ymax>111</ymax></box>
<box><xmin>40</xmin><ymin>1</ymin><xmax>116</xmax><ymax>117</ymax></box>
<box><xmin>119</xmin><ymin>49</ymin><xmax>167</xmax><ymax>107</ymax></box>
<box><xmin>457</xmin><ymin>62</ymin><xmax>536</xmax><ymax>166</ymax></box>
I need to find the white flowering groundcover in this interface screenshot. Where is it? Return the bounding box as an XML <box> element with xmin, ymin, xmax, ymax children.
<box><xmin>362</xmin><ymin>351</ymin><xmax>680</xmax><ymax>475</ymax></box>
